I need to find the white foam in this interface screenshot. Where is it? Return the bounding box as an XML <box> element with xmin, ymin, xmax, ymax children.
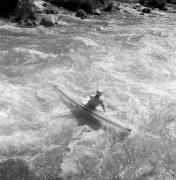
<box><xmin>74</xmin><ymin>37</ymin><xmax>98</xmax><ymax>47</ymax></box>
<box><xmin>14</xmin><ymin>47</ymin><xmax>58</xmax><ymax>60</ymax></box>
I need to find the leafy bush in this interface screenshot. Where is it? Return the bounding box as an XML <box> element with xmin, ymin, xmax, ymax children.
<box><xmin>45</xmin><ymin>0</ymin><xmax>111</xmax><ymax>14</ymax></box>
<box><xmin>0</xmin><ymin>0</ymin><xmax>18</xmax><ymax>15</ymax></box>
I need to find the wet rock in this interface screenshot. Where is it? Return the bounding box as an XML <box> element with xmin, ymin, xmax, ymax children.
<box><xmin>122</xmin><ymin>9</ymin><xmax>133</xmax><ymax>14</ymax></box>
<box><xmin>96</xmin><ymin>26</ymin><xmax>104</xmax><ymax>31</ymax></box>
<box><xmin>43</xmin><ymin>2</ymin><xmax>59</xmax><ymax>14</ymax></box>
<box><xmin>94</xmin><ymin>9</ymin><xmax>101</xmax><ymax>15</ymax></box>
<box><xmin>142</xmin><ymin>7</ymin><xmax>152</xmax><ymax>13</ymax></box>
<box><xmin>133</xmin><ymin>3</ymin><xmax>143</xmax><ymax>11</ymax></box>
<box><xmin>75</xmin><ymin>9</ymin><xmax>87</xmax><ymax>19</ymax></box>
<box><xmin>40</xmin><ymin>14</ymin><xmax>56</xmax><ymax>26</ymax></box>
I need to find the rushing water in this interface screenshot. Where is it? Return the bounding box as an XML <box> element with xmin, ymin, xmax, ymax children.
<box><xmin>1</xmin><ymin>8</ymin><xmax>176</xmax><ymax>179</ymax></box>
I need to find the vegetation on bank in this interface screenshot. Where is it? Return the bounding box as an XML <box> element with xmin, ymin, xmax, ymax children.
<box><xmin>0</xmin><ymin>0</ymin><xmax>176</xmax><ymax>26</ymax></box>
<box><xmin>45</xmin><ymin>0</ymin><xmax>112</xmax><ymax>14</ymax></box>
<box><xmin>139</xmin><ymin>0</ymin><xmax>167</xmax><ymax>10</ymax></box>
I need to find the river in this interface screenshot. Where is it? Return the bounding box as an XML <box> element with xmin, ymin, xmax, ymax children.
<box><xmin>0</xmin><ymin>7</ymin><xmax>176</xmax><ymax>179</ymax></box>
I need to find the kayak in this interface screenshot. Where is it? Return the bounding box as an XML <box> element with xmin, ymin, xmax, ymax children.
<box><xmin>53</xmin><ymin>84</ymin><xmax>132</xmax><ymax>132</ymax></box>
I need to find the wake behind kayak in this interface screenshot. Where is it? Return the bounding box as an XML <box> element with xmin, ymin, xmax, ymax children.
<box><xmin>53</xmin><ymin>84</ymin><xmax>132</xmax><ymax>132</ymax></box>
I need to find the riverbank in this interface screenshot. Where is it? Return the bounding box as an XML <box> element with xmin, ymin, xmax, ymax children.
<box><xmin>0</xmin><ymin>0</ymin><xmax>176</xmax><ymax>27</ymax></box>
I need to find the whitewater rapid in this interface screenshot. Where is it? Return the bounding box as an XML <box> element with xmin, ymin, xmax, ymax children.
<box><xmin>0</xmin><ymin>9</ymin><xmax>176</xmax><ymax>179</ymax></box>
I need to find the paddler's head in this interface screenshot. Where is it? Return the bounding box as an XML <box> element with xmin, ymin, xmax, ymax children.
<box><xmin>96</xmin><ymin>90</ymin><xmax>102</xmax><ymax>97</ymax></box>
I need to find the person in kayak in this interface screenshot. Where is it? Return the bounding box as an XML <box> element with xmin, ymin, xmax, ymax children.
<box><xmin>85</xmin><ymin>90</ymin><xmax>105</xmax><ymax>112</ymax></box>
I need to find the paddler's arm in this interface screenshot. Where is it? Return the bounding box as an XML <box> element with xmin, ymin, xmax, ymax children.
<box><xmin>101</xmin><ymin>101</ymin><xmax>105</xmax><ymax>112</ymax></box>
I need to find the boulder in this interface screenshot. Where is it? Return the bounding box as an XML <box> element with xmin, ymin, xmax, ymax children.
<box><xmin>94</xmin><ymin>9</ymin><xmax>101</xmax><ymax>15</ymax></box>
<box><xmin>133</xmin><ymin>3</ymin><xmax>143</xmax><ymax>11</ymax></box>
<box><xmin>142</xmin><ymin>7</ymin><xmax>151</xmax><ymax>13</ymax></box>
<box><xmin>75</xmin><ymin>9</ymin><xmax>87</xmax><ymax>19</ymax></box>
<box><xmin>40</xmin><ymin>14</ymin><xmax>56</xmax><ymax>26</ymax></box>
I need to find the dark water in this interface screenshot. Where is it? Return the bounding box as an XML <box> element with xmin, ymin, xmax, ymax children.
<box><xmin>0</xmin><ymin>8</ymin><xmax>176</xmax><ymax>179</ymax></box>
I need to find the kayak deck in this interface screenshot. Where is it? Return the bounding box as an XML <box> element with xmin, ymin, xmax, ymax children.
<box><xmin>53</xmin><ymin>85</ymin><xmax>132</xmax><ymax>132</ymax></box>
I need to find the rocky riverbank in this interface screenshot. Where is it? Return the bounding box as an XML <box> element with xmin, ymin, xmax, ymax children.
<box><xmin>0</xmin><ymin>0</ymin><xmax>176</xmax><ymax>27</ymax></box>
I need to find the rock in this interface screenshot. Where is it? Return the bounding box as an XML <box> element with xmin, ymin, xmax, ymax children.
<box><xmin>75</xmin><ymin>9</ymin><xmax>87</xmax><ymax>19</ymax></box>
<box><xmin>43</xmin><ymin>2</ymin><xmax>59</xmax><ymax>14</ymax></box>
<box><xmin>114</xmin><ymin>5</ymin><xmax>120</xmax><ymax>10</ymax></box>
<box><xmin>142</xmin><ymin>7</ymin><xmax>152</xmax><ymax>13</ymax></box>
<box><xmin>96</xmin><ymin>26</ymin><xmax>104</xmax><ymax>31</ymax></box>
<box><xmin>133</xmin><ymin>3</ymin><xmax>143</xmax><ymax>11</ymax></box>
<box><xmin>94</xmin><ymin>9</ymin><xmax>101</xmax><ymax>15</ymax></box>
<box><xmin>103</xmin><ymin>1</ymin><xmax>113</xmax><ymax>11</ymax></box>
<box><xmin>40</xmin><ymin>14</ymin><xmax>56</xmax><ymax>26</ymax></box>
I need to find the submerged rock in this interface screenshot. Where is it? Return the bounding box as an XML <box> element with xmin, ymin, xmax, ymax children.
<box><xmin>40</xmin><ymin>14</ymin><xmax>56</xmax><ymax>26</ymax></box>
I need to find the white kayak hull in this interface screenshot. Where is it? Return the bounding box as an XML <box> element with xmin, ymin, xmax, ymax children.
<box><xmin>53</xmin><ymin>85</ymin><xmax>132</xmax><ymax>132</ymax></box>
